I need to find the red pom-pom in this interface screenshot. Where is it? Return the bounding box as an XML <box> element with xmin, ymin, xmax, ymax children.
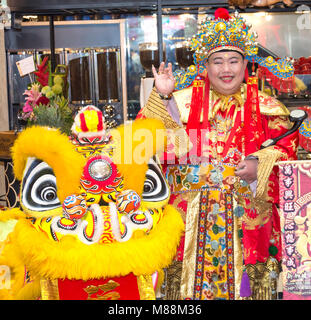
<box><xmin>214</xmin><ymin>8</ymin><xmax>230</xmax><ymax>21</ymax></box>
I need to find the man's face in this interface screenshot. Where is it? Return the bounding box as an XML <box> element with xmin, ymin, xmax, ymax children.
<box><xmin>206</xmin><ymin>51</ymin><xmax>248</xmax><ymax>95</ymax></box>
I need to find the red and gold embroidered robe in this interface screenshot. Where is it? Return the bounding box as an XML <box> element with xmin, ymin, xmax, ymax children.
<box><xmin>137</xmin><ymin>84</ymin><xmax>298</xmax><ymax>300</ymax></box>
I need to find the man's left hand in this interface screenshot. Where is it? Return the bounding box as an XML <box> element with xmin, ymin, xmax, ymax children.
<box><xmin>235</xmin><ymin>159</ymin><xmax>258</xmax><ymax>184</ymax></box>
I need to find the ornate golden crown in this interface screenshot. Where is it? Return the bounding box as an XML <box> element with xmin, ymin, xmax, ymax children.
<box><xmin>191</xmin><ymin>9</ymin><xmax>258</xmax><ymax>62</ymax></box>
<box><xmin>174</xmin><ymin>8</ymin><xmax>294</xmax><ymax>90</ymax></box>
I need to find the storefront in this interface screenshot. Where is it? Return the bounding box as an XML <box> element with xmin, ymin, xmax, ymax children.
<box><xmin>1</xmin><ymin>0</ymin><xmax>311</xmax><ymax>203</ymax></box>
<box><xmin>0</xmin><ymin>0</ymin><xmax>311</xmax><ymax>301</ymax></box>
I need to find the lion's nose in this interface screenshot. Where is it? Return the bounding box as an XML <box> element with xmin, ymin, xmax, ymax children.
<box><xmin>89</xmin><ymin>159</ymin><xmax>112</xmax><ymax>180</ymax></box>
<box><xmin>83</xmin><ymin>155</ymin><xmax>118</xmax><ymax>188</ymax></box>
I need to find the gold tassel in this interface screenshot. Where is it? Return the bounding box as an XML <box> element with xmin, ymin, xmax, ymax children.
<box><xmin>40</xmin><ymin>279</ymin><xmax>59</xmax><ymax>300</ymax></box>
<box><xmin>251</xmin><ymin>147</ymin><xmax>284</xmax><ymax>199</ymax></box>
<box><xmin>245</xmin><ymin>257</ymin><xmax>279</xmax><ymax>300</ymax></box>
<box><xmin>137</xmin><ymin>275</ymin><xmax>156</xmax><ymax>300</ymax></box>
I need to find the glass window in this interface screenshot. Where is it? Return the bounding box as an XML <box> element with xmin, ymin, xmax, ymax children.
<box><xmin>125</xmin><ymin>11</ymin><xmax>311</xmax><ymax>118</ymax></box>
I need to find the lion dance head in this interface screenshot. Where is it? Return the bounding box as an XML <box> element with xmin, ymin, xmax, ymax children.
<box><xmin>0</xmin><ymin>106</ymin><xmax>184</xmax><ymax>300</ymax></box>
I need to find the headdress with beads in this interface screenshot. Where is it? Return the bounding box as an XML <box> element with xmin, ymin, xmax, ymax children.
<box><xmin>193</xmin><ymin>8</ymin><xmax>257</xmax><ymax>62</ymax></box>
<box><xmin>176</xmin><ymin>8</ymin><xmax>294</xmax><ymax>158</ymax></box>
<box><xmin>174</xmin><ymin>8</ymin><xmax>294</xmax><ymax>90</ymax></box>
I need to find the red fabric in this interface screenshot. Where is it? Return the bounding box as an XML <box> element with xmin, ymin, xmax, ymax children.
<box><xmin>57</xmin><ymin>274</ymin><xmax>141</xmax><ymax>300</ymax></box>
<box><xmin>244</xmin><ymin>68</ymin><xmax>249</xmax><ymax>83</ymax></box>
<box><xmin>258</xmin><ymin>65</ymin><xmax>295</xmax><ymax>93</ymax></box>
<box><xmin>244</xmin><ymin>77</ymin><xmax>264</xmax><ymax>154</ymax></box>
<box><xmin>186</xmin><ymin>75</ymin><xmax>209</xmax><ymax>157</ymax></box>
<box><xmin>242</xmin><ymin>205</ymin><xmax>281</xmax><ymax>265</ymax></box>
<box><xmin>186</xmin><ymin>75</ymin><xmax>207</xmax><ymax>131</ymax></box>
<box><xmin>201</xmin><ymin>76</ymin><xmax>211</xmax><ymax>129</ymax></box>
<box><xmin>293</xmin><ymin>56</ymin><xmax>311</xmax><ymax>74</ymax></box>
<box><xmin>242</xmin><ymin>113</ymin><xmax>298</xmax><ymax>265</ymax></box>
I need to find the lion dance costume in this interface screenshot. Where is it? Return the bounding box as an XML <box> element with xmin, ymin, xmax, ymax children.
<box><xmin>0</xmin><ymin>105</ymin><xmax>184</xmax><ymax>300</ymax></box>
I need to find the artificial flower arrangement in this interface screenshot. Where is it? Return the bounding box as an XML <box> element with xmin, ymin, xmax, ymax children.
<box><xmin>19</xmin><ymin>56</ymin><xmax>73</xmax><ymax>135</ymax></box>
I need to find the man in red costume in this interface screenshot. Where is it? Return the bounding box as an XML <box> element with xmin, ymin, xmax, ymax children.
<box><xmin>137</xmin><ymin>8</ymin><xmax>298</xmax><ymax>300</ymax></box>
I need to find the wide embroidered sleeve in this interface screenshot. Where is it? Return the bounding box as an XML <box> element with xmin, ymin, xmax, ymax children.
<box><xmin>136</xmin><ymin>88</ymin><xmax>192</xmax><ymax>159</ymax></box>
<box><xmin>251</xmin><ymin>93</ymin><xmax>299</xmax><ymax>203</ymax></box>
<box><xmin>136</xmin><ymin>88</ymin><xmax>181</xmax><ymax>128</ymax></box>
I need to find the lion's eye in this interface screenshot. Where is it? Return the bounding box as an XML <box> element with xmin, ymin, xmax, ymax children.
<box><xmin>21</xmin><ymin>158</ymin><xmax>61</xmax><ymax>211</ymax></box>
<box><xmin>142</xmin><ymin>158</ymin><xmax>169</xmax><ymax>203</ymax></box>
<box><xmin>39</xmin><ymin>183</ymin><xmax>58</xmax><ymax>201</ymax></box>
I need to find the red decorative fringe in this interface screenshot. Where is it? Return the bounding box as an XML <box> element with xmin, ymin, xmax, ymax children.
<box><xmin>186</xmin><ymin>75</ymin><xmax>207</xmax><ymax>157</ymax></box>
<box><xmin>187</xmin><ymin>76</ymin><xmax>204</xmax><ymax>132</ymax></box>
<box><xmin>258</xmin><ymin>65</ymin><xmax>295</xmax><ymax>93</ymax></box>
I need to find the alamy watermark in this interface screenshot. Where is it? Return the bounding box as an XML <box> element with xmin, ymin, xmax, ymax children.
<box><xmin>0</xmin><ymin>265</ymin><xmax>10</xmax><ymax>289</ymax></box>
<box><xmin>112</xmin><ymin>127</ymin><xmax>210</xmax><ymax>165</ymax></box>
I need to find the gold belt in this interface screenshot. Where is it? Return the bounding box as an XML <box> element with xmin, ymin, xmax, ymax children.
<box><xmin>166</xmin><ymin>163</ymin><xmax>250</xmax><ymax>195</ymax></box>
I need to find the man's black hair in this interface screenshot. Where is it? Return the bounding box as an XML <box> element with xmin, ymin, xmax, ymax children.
<box><xmin>208</xmin><ymin>49</ymin><xmax>245</xmax><ymax>60</ymax></box>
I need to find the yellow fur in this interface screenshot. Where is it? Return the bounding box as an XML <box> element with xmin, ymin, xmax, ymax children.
<box><xmin>0</xmin><ymin>119</ymin><xmax>183</xmax><ymax>300</ymax></box>
<box><xmin>15</xmin><ymin>280</ymin><xmax>41</xmax><ymax>300</ymax></box>
<box><xmin>11</xmin><ymin>126</ymin><xmax>86</xmax><ymax>209</ymax></box>
<box><xmin>111</xmin><ymin>119</ymin><xmax>166</xmax><ymax>195</ymax></box>
<box><xmin>2</xmin><ymin>205</ymin><xmax>183</xmax><ymax>284</ymax></box>
<box><xmin>0</xmin><ymin>242</ymin><xmax>26</xmax><ymax>299</ymax></box>
<box><xmin>0</xmin><ymin>208</ymin><xmax>26</xmax><ymax>222</ymax></box>
<box><xmin>0</xmin><ymin>209</ymin><xmax>24</xmax><ymax>261</ymax></box>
